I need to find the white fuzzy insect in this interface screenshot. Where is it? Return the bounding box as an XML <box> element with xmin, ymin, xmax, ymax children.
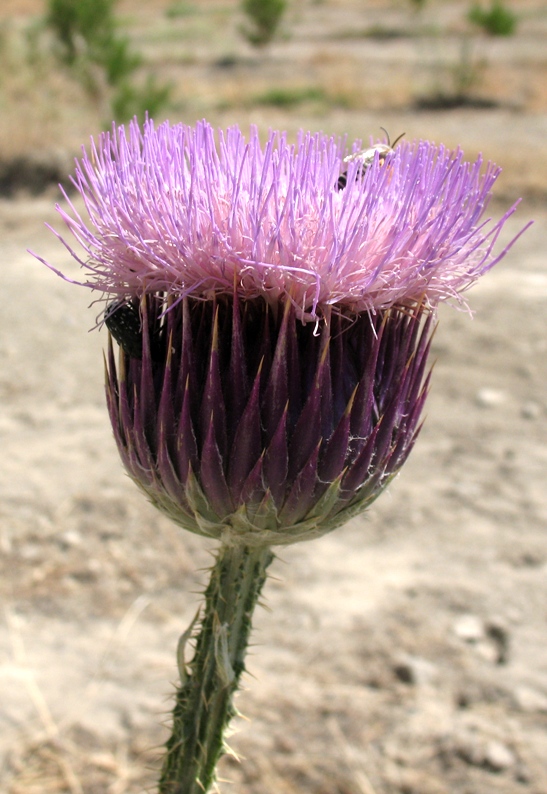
<box><xmin>337</xmin><ymin>128</ymin><xmax>405</xmax><ymax>190</ymax></box>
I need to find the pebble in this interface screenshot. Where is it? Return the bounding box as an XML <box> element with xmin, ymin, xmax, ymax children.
<box><xmin>515</xmin><ymin>686</ymin><xmax>547</xmax><ymax>714</ymax></box>
<box><xmin>475</xmin><ymin>640</ymin><xmax>501</xmax><ymax>664</ymax></box>
<box><xmin>453</xmin><ymin>615</ymin><xmax>510</xmax><ymax>663</ymax></box>
<box><xmin>453</xmin><ymin>614</ymin><xmax>484</xmax><ymax>642</ymax></box>
<box><xmin>60</xmin><ymin>529</ymin><xmax>82</xmax><ymax>547</ymax></box>
<box><xmin>454</xmin><ymin>734</ymin><xmax>516</xmax><ymax>772</ymax></box>
<box><xmin>484</xmin><ymin>740</ymin><xmax>516</xmax><ymax>771</ymax></box>
<box><xmin>393</xmin><ymin>653</ymin><xmax>438</xmax><ymax>686</ymax></box>
<box><xmin>486</xmin><ymin>619</ymin><xmax>510</xmax><ymax>664</ymax></box>
<box><xmin>475</xmin><ymin>388</ymin><xmax>507</xmax><ymax>408</ymax></box>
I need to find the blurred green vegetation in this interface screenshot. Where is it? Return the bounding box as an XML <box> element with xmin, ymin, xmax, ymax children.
<box><xmin>252</xmin><ymin>85</ymin><xmax>326</xmax><ymax>107</ymax></box>
<box><xmin>165</xmin><ymin>1</ymin><xmax>198</xmax><ymax>19</ymax></box>
<box><xmin>468</xmin><ymin>1</ymin><xmax>518</xmax><ymax>36</ymax></box>
<box><xmin>46</xmin><ymin>0</ymin><xmax>171</xmax><ymax>122</ymax></box>
<box><xmin>240</xmin><ymin>0</ymin><xmax>287</xmax><ymax>48</ymax></box>
<box><xmin>0</xmin><ymin>0</ymin><xmax>540</xmax><ymax>174</ymax></box>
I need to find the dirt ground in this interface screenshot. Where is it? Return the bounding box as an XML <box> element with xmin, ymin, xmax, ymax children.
<box><xmin>1</xmin><ymin>2</ymin><xmax>546</xmax><ymax>793</ymax></box>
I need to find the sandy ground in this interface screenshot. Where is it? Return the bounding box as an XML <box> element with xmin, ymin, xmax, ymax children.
<box><xmin>1</xmin><ymin>2</ymin><xmax>546</xmax><ymax>793</ymax></box>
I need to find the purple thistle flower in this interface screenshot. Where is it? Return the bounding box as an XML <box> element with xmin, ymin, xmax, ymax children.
<box><xmin>41</xmin><ymin>119</ymin><xmax>525</xmax><ymax>319</ymax></box>
<box><xmin>36</xmin><ymin>118</ymin><xmax>527</xmax><ymax>544</ymax></box>
<box><xmin>36</xmin><ymin>118</ymin><xmax>529</xmax><ymax>794</ymax></box>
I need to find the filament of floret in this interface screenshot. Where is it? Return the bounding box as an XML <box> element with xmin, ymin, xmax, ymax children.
<box><xmin>32</xmin><ymin>119</ymin><xmax>530</xmax><ymax>320</ymax></box>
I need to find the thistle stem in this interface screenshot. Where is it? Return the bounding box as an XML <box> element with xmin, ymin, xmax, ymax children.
<box><xmin>159</xmin><ymin>542</ymin><xmax>274</xmax><ymax>794</ymax></box>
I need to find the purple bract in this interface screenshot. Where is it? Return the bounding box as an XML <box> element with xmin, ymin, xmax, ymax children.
<box><xmin>105</xmin><ymin>295</ymin><xmax>432</xmax><ymax>544</ymax></box>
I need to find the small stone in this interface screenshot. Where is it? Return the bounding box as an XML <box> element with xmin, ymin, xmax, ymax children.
<box><xmin>515</xmin><ymin>686</ymin><xmax>547</xmax><ymax>713</ymax></box>
<box><xmin>486</xmin><ymin>619</ymin><xmax>510</xmax><ymax>664</ymax></box>
<box><xmin>484</xmin><ymin>740</ymin><xmax>516</xmax><ymax>771</ymax></box>
<box><xmin>393</xmin><ymin>653</ymin><xmax>438</xmax><ymax>685</ymax></box>
<box><xmin>476</xmin><ymin>640</ymin><xmax>500</xmax><ymax>664</ymax></box>
<box><xmin>452</xmin><ymin>734</ymin><xmax>516</xmax><ymax>772</ymax></box>
<box><xmin>475</xmin><ymin>388</ymin><xmax>507</xmax><ymax>408</ymax></box>
<box><xmin>453</xmin><ymin>734</ymin><xmax>483</xmax><ymax>767</ymax></box>
<box><xmin>60</xmin><ymin>529</ymin><xmax>82</xmax><ymax>547</ymax></box>
<box><xmin>453</xmin><ymin>614</ymin><xmax>484</xmax><ymax>642</ymax></box>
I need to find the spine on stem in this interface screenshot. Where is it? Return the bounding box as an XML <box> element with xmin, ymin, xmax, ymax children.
<box><xmin>159</xmin><ymin>543</ymin><xmax>274</xmax><ymax>794</ymax></box>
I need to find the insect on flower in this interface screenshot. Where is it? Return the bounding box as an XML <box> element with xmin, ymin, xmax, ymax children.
<box><xmin>337</xmin><ymin>128</ymin><xmax>405</xmax><ymax>190</ymax></box>
<box><xmin>105</xmin><ymin>297</ymin><xmax>168</xmax><ymax>362</ymax></box>
<box><xmin>105</xmin><ymin>299</ymin><xmax>144</xmax><ymax>359</ymax></box>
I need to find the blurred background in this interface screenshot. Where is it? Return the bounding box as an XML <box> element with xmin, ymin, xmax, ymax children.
<box><xmin>1</xmin><ymin>0</ymin><xmax>546</xmax><ymax>199</ymax></box>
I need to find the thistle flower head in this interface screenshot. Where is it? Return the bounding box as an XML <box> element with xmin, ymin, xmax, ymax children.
<box><xmin>38</xmin><ymin>119</ymin><xmax>527</xmax><ymax>546</ymax></box>
<box><xmin>44</xmin><ymin>118</ymin><xmax>524</xmax><ymax>319</ymax></box>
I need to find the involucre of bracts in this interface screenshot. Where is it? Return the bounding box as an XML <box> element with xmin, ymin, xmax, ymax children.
<box><xmin>105</xmin><ymin>294</ymin><xmax>432</xmax><ymax>546</ymax></box>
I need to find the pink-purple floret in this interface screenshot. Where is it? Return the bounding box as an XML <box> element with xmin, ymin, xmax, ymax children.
<box><xmin>41</xmin><ymin>118</ymin><xmax>527</xmax><ymax>319</ymax></box>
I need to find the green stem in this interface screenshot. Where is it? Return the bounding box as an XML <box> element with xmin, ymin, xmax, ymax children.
<box><xmin>159</xmin><ymin>542</ymin><xmax>274</xmax><ymax>794</ymax></box>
